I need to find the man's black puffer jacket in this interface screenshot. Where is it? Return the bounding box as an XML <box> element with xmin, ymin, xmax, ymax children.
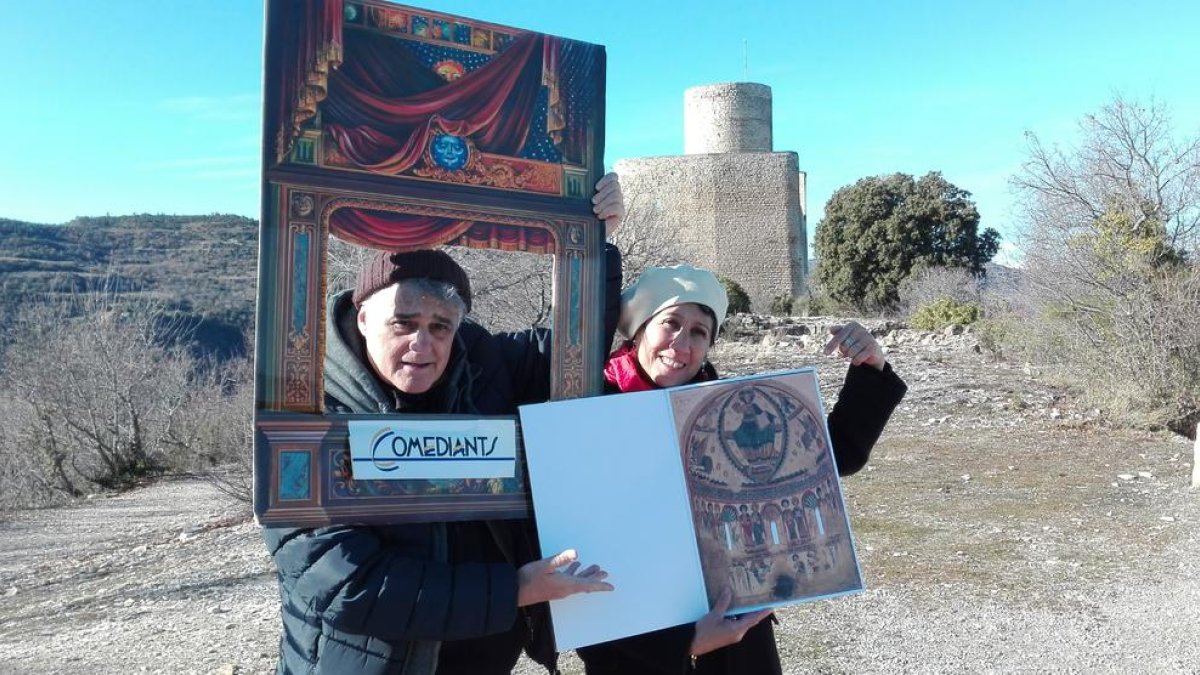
<box><xmin>265</xmin><ymin>246</ymin><xmax>621</xmax><ymax>675</ymax></box>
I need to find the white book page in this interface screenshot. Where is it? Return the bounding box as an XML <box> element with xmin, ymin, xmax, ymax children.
<box><xmin>519</xmin><ymin>390</ymin><xmax>709</xmax><ymax>650</ymax></box>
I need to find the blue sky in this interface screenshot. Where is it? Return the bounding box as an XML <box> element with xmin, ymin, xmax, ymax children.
<box><xmin>2</xmin><ymin>1</ymin><xmax>1198</xmax><ymax>263</ymax></box>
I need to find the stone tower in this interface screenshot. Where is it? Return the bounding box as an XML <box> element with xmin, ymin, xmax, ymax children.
<box><xmin>615</xmin><ymin>82</ymin><xmax>807</xmax><ymax>311</ymax></box>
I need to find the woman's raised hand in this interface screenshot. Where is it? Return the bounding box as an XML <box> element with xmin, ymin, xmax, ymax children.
<box><xmin>823</xmin><ymin>321</ymin><xmax>886</xmax><ymax>371</ymax></box>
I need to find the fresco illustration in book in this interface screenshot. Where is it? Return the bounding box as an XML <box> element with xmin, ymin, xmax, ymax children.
<box><xmin>669</xmin><ymin>372</ymin><xmax>862</xmax><ymax>611</ymax></box>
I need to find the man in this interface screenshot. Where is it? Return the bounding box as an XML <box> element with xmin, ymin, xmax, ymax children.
<box><xmin>264</xmin><ymin>176</ymin><xmax>624</xmax><ymax>675</ymax></box>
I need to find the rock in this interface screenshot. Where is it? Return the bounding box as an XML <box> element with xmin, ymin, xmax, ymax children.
<box><xmin>1137</xmin><ymin>471</ymin><xmax>1153</xmax><ymax>479</ymax></box>
<box><xmin>4</xmin><ymin>587</ymin><xmax>16</xmax><ymax>597</ymax></box>
<box><xmin>1117</xmin><ymin>474</ymin><xmax>1135</xmax><ymax>481</ymax></box>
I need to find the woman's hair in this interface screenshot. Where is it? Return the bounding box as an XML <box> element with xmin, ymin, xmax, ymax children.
<box><xmin>695</xmin><ymin>304</ymin><xmax>719</xmax><ymax>344</ymax></box>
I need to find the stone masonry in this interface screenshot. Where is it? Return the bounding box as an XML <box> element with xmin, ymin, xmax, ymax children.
<box><xmin>616</xmin><ymin>82</ymin><xmax>807</xmax><ymax>311</ymax></box>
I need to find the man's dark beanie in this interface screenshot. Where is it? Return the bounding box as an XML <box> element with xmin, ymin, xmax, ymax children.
<box><xmin>352</xmin><ymin>248</ymin><xmax>472</xmax><ymax>312</ymax></box>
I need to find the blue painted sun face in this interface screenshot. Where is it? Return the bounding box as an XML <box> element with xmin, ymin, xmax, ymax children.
<box><xmin>430</xmin><ymin>134</ymin><xmax>469</xmax><ymax>171</ymax></box>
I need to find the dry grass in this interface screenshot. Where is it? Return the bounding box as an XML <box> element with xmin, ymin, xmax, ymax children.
<box><xmin>845</xmin><ymin>424</ymin><xmax>1194</xmax><ymax>610</ymax></box>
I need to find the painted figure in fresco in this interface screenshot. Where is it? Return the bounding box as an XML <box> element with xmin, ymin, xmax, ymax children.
<box><xmin>826</xmin><ymin>535</ymin><xmax>841</xmax><ymax>567</ymax></box>
<box><xmin>577</xmin><ymin>264</ymin><xmax>907</xmax><ymax>675</ymax></box>
<box><xmin>750</xmin><ymin>558</ymin><xmax>771</xmax><ymax>587</ymax></box>
<box><xmin>689</xmin><ymin>436</ymin><xmax>715</xmax><ymax>475</ymax></box>
<box><xmin>782</xmin><ymin>499</ymin><xmax>799</xmax><ymax>542</ymax></box>
<box><xmin>265</xmin><ymin>177</ymin><xmax>625</xmax><ymax>675</ymax></box>
<box><xmin>738</xmin><ymin>505</ymin><xmax>754</xmax><ymax>550</ymax></box>
<box><xmin>751</xmin><ymin>507</ymin><xmax>766</xmax><ymax>546</ymax></box>
<box><xmin>730</xmin><ymin>389</ymin><xmax>781</xmax><ymax>463</ymax></box>
<box><xmin>702</xmin><ymin>502</ymin><xmax>712</xmax><ymax>537</ymax></box>
<box><xmin>817</xmin><ymin>485</ymin><xmax>836</xmax><ymax>533</ymax></box>
<box><xmin>798</xmin><ymin>408</ymin><xmax>822</xmax><ymax>452</ymax></box>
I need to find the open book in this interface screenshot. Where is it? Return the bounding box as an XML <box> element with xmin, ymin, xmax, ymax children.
<box><xmin>518</xmin><ymin>368</ymin><xmax>863</xmax><ymax>650</ymax></box>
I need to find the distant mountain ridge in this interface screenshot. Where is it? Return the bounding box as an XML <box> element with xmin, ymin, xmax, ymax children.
<box><xmin>0</xmin><ymin>214</ymin><xmax>259</xmax><ymax>359</ymax></box>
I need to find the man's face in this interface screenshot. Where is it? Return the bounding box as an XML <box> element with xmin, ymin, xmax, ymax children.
<box><xmin>357</xmin><ymin>282</ymin><xmax>461</xmax><ymax>395</ymax></box>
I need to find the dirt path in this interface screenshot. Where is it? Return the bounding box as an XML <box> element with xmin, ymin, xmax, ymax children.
<box><xmin>1</xmin><ymin>339</ymin><xmax>1197</xmax><ymax>674</ymax></box>
<box><xmin>0</xmin><ymin>481</ymin><xmax>278</xmax><ymax>674</ymax></box>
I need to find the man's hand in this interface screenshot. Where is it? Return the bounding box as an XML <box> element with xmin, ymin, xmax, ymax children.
<box><xmin>517</xmin><ymin>549</ymin><xmax>614</xmax><ymax>607</ymax></box>
<box><xmin>689</xmin><ymin>588</ymin><xmax>773</xmax><ymax>657</ymax></box>
<box><xmin>592</xmin><ymin>172</ymin><xmax>625</xmax><ymax>239</ymax></box>
<box><xmin>823</xmin><ymin>321</ymin><xmax>886</xmax><ymax>371</ymax></box>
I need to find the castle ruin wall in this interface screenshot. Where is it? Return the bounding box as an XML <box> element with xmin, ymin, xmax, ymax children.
<box><xmin>615</xmin><ymin>151</ymin><xmax>806</xmax><ymax>312</ymax></box>
<box><xmin>684</xmin><ymin>83</ymin><xmax>773</xmax><ymax>154</ymax></box>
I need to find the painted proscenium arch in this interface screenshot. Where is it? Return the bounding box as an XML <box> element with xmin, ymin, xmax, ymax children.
<box><xmin>317</xmin><ymin>194</ymin><xmax>598</xmax><ymax>401</ymax></box>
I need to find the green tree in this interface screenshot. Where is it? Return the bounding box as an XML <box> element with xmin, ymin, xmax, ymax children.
<box><xmin>813</xmin><ymin>172</ymin><xmax>1000</xmax><ymax>312</ymax></box>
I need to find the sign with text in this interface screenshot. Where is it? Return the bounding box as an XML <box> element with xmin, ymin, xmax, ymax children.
<box><xmin>349</xmin><ymin>418</ymin><xmax>517</xmax><ymax>480</ymax></box>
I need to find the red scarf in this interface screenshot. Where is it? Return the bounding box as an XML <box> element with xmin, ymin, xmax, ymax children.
<box><xmin>603</xmin><ymin>342</ymin><xmax>716</xmax><ymax>393</ymax></box>
<box><xmin>603</xmin><ymin>342</ymin><xmax>658</xmax><ymax>393</ymax></box>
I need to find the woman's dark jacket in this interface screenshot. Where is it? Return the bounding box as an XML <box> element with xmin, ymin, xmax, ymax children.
<box><xmin>578</xmin><ymin>352</ymin><xmax>907</xmax><ymax>675</ymax></box>
<box><xmin>264</xmin><ymin>247</ymin><xmax>620</xmax><ymax>675</ymax></box>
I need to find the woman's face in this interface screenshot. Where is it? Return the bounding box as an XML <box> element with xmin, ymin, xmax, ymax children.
<box><xmin>634</xmin><ymin>303</ymin><xmax>715</xmax><ymax>388</ymax></box>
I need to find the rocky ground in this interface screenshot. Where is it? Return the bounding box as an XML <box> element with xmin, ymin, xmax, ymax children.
<box><xmin>1</xmin><ymin>319</ymin><xmax>1197</xmax><ymax>674</ymax></box>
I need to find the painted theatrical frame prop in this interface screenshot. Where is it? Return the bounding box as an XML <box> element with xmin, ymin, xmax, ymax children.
<box><xmin>254</xmin><ymin>0</ymin><xmax>607</xmax><ymax>527</ymax></box>
<box><xmin>518</xmin><ymin>369</ymin><xmax>863</xmax><ymax>650</ymax></box>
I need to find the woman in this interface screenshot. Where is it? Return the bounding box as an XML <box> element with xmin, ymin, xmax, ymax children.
<box><xmin>578</xmin><ymin>264</ymin><xmax>907</xmax><ymax>675</ymax></box>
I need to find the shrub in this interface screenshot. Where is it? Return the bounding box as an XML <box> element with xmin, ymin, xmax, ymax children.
<box><xmin>973</xmin><ymin>317</ymin><xmax>1013</xmax><ymax>358</ymax></box>
<box><xmin>910</xmin><ymin>297</ymin><xmax>982</xmax><ymax>330</ymax></box>
<box><xmin>0</xmin><ymin>291</ymin><xmax>256</xmax><ymax>508</ymax></box>
<box><xmin>898</xmin><ymin>265</ymin><xmax>981</xmax><ymax>315</ymax></box>
<box><xmin>768</xmin><ymin>294</ymin><xmax>794</xmax><ymax>316</ymax></box>
<box><xmin>793</xmin><ymin>287</ymin><xmax>837</xmax><ymax>316</ymax></box>
<box><xmin>720</xmin><ymin>276</ymin><xmax>751</xmax><ymax>315</ymax></box>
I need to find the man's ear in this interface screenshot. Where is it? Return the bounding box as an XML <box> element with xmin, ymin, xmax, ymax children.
<box><xmin>357</xmin><ymin>305</ymin><xmax>370</xmax><ymax>337</ymax></box>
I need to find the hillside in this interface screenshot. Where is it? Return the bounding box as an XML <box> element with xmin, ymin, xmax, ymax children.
<box><xmin>0</xmin><ymin>214</ymin><xmax>258</xmax><ymax>359</ymax></box>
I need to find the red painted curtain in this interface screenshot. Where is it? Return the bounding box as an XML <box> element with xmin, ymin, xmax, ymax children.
<box><xmin>330</xmin><ymin>208</ymin><xmax>552</xmax><ymax>254</ymax></box>
<box><xmin>323</xmin><ymin>30</ymin><xmax>554</xmax><ymax>175</ymax></box>
<box><xmin>274</xmin><ymin>0</ymin><xmax>343</xmax><ymax>163</ymax></box>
